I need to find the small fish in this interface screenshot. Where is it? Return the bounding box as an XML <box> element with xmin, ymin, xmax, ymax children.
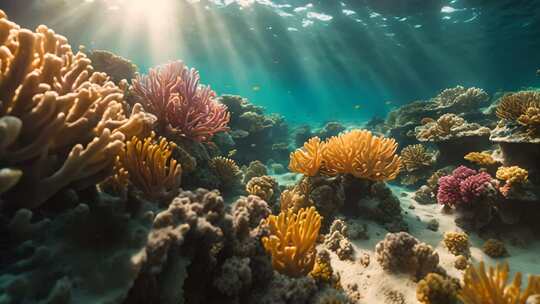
<box><xmin>250</xmin><ymin>143</ymin><xmax>257</xmax><ymax>148</ymax></box>
<box><xmin>537</xmin><ymin>69</ymin><xmax>540</xmax><ymax>76</ymax></box>
<box><xmin>227</xmin><ymin>149</ymin><xmax>237</xmax><ymax>157</ymax></box>
<box><xmin>353</xmin><ymin>104</ymin><xmax>362</xmax><ymax>110</ymax></box>
<box><xmin>252</xmin><ymin>85</ymin><xmax>261</xmax><ymax>91</ymax></box>
<box><xmin>385</xmin><ymin>100</ymin><xmax>393</xmax><ymax>105</ymax></box>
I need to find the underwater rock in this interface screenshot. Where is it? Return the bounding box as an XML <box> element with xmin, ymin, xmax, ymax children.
<box><xmin>87</xmin><ymin>49</ymin><xmax>138</xmax><ymax>84</ymax></box>
<box><xmin>324</xmin><ymin>219</ymin><xmax>355</xmax><ymax>260</ymax></box>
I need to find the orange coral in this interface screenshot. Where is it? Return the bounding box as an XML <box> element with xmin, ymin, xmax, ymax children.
<box><xmin>289</xmin><ymin>137</ymin><xmax>325</xmax><ymax>176</ymax></box>
<box><xmin>459</xmin><ymin>262</ymin><xmax>540</xmax><ymax>304</ymax></box>
<box><xmin>464</xmin><ymin>152</ymin><xmax>497</xmax><ymax>166</ymax></box>
<box><xmin>322</xmin><ymin>130</ymin><xmax>401</xmax><ymax>181</ymax></box>
<box><xmin>115</xmin><ymin>132</ymin><xmax>182</xmax><ymax>201</ymax></box>
<box><xmin>261</xmin><ymin>206</ymin><xmax>321</xmax><ymax>277</ymax></box>
<box><xmin>496</xmin><ymin>166</ymin><xmax>528</xmax><ymax>196</ymax></box>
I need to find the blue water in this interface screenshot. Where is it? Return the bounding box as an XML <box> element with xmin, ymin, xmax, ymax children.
<box><xmin>2</xmin><ymin>0</ymin><xmax>540</xmax><ymax>125</ymax></box>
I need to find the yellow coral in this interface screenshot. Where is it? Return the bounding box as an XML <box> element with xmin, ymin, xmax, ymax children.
<box><xmin>517</xmin><ymin>106</ymin><xmax>540</xmax><ymax>135</ymax></box>
<box><xmin>416</xmin><ymin>273</ymin><xmax>459</xmax><ymax>304</ymax></box>
<box><xmin>496</xmin><ymin>166</ymin><xmax>528</xmax><ymax>187</ymax></box>
<box><xmin>310</xmin><ymin>251</ymin><xmax>341</xmax><ymax>289</ymax></box>
<box><xmin>496</xmin><ymin>91</ymin><xmax>540</xmax><ymax>121</ymax></box>
<box><xmin>289</xmin><ymin>137</ymin><xmax>325</xmax><ymax>176</ymax></box>
<box><xmin>115</xmin><ymin>132</ymin><xmax>182</xmax><ymax>201</ymax></box>
<box><xmin>246</xmin><ymin>175</ymin><xmax>279</xmax><ymax>204</ymax></box>
<box><xmin>261</xmin><ymin>206</ymin><xmax>322</xmax><ymax>277</ymax></box>
<box><xmin>464</xmin><ymin>152</ymin><xmax>498</xmax><ymax>166</ymax></box>
<box><xmin>322</xmin><ymin>130</ymin><xmax>401</xmax><ymax>181</ymax></box>
<box><xmin>209</xmin><ymin>156</ymin><xmax>242</xmax><ymax>188</ymax></box>
<box><xmin>400</xmin><ymin>144</ymin><xmax>433</xmax><ymax>172</ymax></box>
<box><xmin>443</xmin><ymin>232</ymin><xmax>470</xmax><ymax>256</ymax></box>
<box><xmin>459</xmin><ymin>262</ymin><xmax>540</xmax><ymax>304</ymax></box>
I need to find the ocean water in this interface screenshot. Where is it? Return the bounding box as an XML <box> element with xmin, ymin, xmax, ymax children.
<box><xmin>2</xmin><ymin>0</ymin><xmax>539</xmax><ymax>125</ymax></box>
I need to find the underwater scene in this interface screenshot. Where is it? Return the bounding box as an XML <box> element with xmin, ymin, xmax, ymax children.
<box><xmin>0</xmin><ymin>0</ymin><xmax>540</xmax><ymax>303</ymax></box>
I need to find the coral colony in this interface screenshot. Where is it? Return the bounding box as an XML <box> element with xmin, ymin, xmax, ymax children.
<box><xmin>1</xmin><ymin>10</ymin><xmax>540</xmax><ymax>304</ymax></box>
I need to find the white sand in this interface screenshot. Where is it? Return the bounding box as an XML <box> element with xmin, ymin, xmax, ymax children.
<box><xmin>327</xmin><ymin>185</ymin><xmax>540</xmax><ymax>303</ymax></box>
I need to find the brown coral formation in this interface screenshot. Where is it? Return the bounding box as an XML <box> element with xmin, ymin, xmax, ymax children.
<box><xmin>416</xmin><ymin>114</ymin><xmax>490</xmax><ymax>142</ymax></box>
<box><xmin>209</xmin><ymin>156</ymin><xmax>242</xmax><ymax>189</ymax></box>
<box><xmin>459</xmin><ymin>262</ymin><xmax>540</xmax><ymax>304</ymax></box>
<box><xmin>324</xmin><ymin>219</ymin><xmax>355</xmax><ymax>261</ymax></box>
<box><xmin>416</xmin><ymin>273</ymin><xmax>460</xmax><ymax>304</ymax></box>
<box><xmin>261</xmin><ymin>206</ymin><xmax>321</xmax><ymax>277</ymax></box>
<box><xmin>0</xmin><ymin>13</ymin><xmax>155</xmax><ymax>208</ymax></box>
<box><xmin>433</xmin><ymin>85</ymin><xmax>489</xmax><ymax>110</ymax></box>
<box><xmin>496</xmin><ymin>91</ymin><xmax>540</xmax><ymax>121</ymax></box>
<box><xmin>443</xmin><ymin>232</ymin><xmax>470</xmax><ymax>256</ymax></box>
<box><xmin>464</xmin><ymin>151</ymin><xmax>498</xmax><ymax>166</ymax></box>
<box><xmin>482</xmin><ymin>239</ymin><xmax>508</xmax><ymax>258</ymax></box>
<box><xmin>400</xmin><ymin>144</ymin><xmax>434</xmax><ymax>172</ymax></box>
<box><xmin>87</xmin><ymin>49</ymin><xmax>137</xmax><ymax>84</ymax></box>
<box><xmin>246</xmin><ymin>175</ymin><xmax>279</xmax><ymax>206</ymax></box>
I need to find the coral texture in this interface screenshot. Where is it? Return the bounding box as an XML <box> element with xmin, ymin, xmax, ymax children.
<box><xmin>132</xmin><ymin>61</ymin><xmax>229</xmax><ymax>141</ymax></box>
<box><xmin>482</xmin><ymin>239</ymin><xmax>508</xmax><ymax>258</ymax></box>
<box><xmin>243</xmin><ymin>160</ymin><xmax>268</xmax><ymax>183</ymax></box>
<box><xmin>496</xmin><ymin>166</ymin><xmax>528</xmax><ymax>196</ymax></box>
<box><xmin>459</xmin><ymin>262</ymin><xmax>540</xmax><ymax>304</ymax></box>
<box><xmin>246</xmin><ymin>175</ymin><xmax>280</xmax><ymax>206</ymax></box>
<box><xmin>261</xmin><ymin>207</ymin><xmax>321</xmax><ymax>277</ymax></box>
<box><xmin>375</xmin><ymin>232</ymin><xmax>441</xmax><ymax>281</ymax></box>
<box><xmin>416</xmin><ymin>114</ymin><xmax>490</xmax><ymax>142</ymax></box>
<box><xmin>443</xmin><ymin>231</ymin><xmax>470</xmax><ymax>256</ymax></box>
<box><xmin>416</xmin><ymin>273</ymin><xmax>459</xmax><ymax>304</ymax></box>
<box><xmin>114</xmin><ymin>132</ymin><xmax>182</xmax><ymax>201</ymax></box>
<box><xmin>289</xmin><ymin>137</ymin><xmax>325</xmax><ymax>176</ymax></box>
<box><xmin>496</xmin><ymin>91</ymin><xmax>540</xmax><ymax>121</ymax></box>
<box><xmin>87</xmin><ymin>49</ymin><xmax>137</xmax><ymax>84</ymax></box>
<box><xmin>209</xmin><ymin>156</ymin><xmax>242</xmax><ymax>189</ymax></box>
<box><xmin>433</xmin><ymin>85</ymin><xmax>488</xmax><ymax>110</ymax></box>
<box><xmin>437</xmin><ymin>166</ymin><xmax>498</xmax><ymax>207</ymax></box>
<box><xmin>400</xmin><ymin>144</ymin><xmax>434</xmax><ymax>172</ymax></box>
<box><xmin>324</xmin><ymin>219</ymin><xmax>355</xmax><ymax>260</ymax></box>
<box><xmin>464</xmin><ymin>152</ymin><xmax>498</xmax><ymax>166</ymax></box>
<box><xmin>0</xmin><ymin>12</ymin><xmax>155</xmax><ymax>208</ymax></box>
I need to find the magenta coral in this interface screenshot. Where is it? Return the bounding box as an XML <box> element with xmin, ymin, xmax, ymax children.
<box><xmin>437</xmin><ymin>166</ymin><xmax>497</xmax><ymax>207</ymax></box>
<box><xmin>132</xmin><ymin>61</ymin><xmax>230</xmax><ymax>141</ymax></box>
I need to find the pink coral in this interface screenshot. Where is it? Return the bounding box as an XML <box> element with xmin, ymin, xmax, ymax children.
<box><xmin>437</xmin><ymin>166</ymin><xmax>497</xmax><ymax>207</ymax></box>
<box><xmin>132</xmin><ymin>61</ymin><xmax>230</xmax><ymax>141</ymax></box>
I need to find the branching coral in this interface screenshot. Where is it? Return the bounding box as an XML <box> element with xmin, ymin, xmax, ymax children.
<box><xmin>0</xmin><ymin>13</ymin><xmax>155</xmax><ymax>208</ymax></box>
<box><xmin>416</xmin><ymin>273</ymin><xmax>460</xmax><ymax>304</ymax></box>
<box><xmin>458</xmin><ymin>262</ymin><xmax>540</xmax><ymax>304</ymax></box>
<box><xmin>246</xmin><ymin>175</ymin><xmax>279</xmax><ymax>205</ymax></box>
<box><xmin>496</xmin><ymin>91</ymin><xmax>540</xmax><ymax>121</ymax></box>
<box><xmin>400</xmin><ymin>144</ymin><xmax>434</xmax><ymax>172</ymax></box>
<box><xmin>464</xmin><ymin>152</ymin><xmax>498</xmax><ymax>166</ymax></box>
<box><xmin>496</xmin><ymin>166</ymin><xmax>528</xmax><ymax>196</ymax></box>
<box><xmin>434</xmin><ymin>85</ymin><xmax>489</xmax><ymax>109</ymax></box>
<box><xmin>437</xmin><ymin>166</ymin><xmax>498</xmax><ymax>207</ymax></box>
<box><xmin>114</xmin><ymin>132</ymin><xmax>182</xmax><ymax>201</ymax></box>
<box><xmin>443</xmin><ymin>232</ymin><xmax>470</xmax><ymax>256</ymax></box>
<box><xmin>279</xmin><ymin>181</ymin><xmax>313</xmax><ymax>212</ymax></box>
<box><xmin>132</xmin><ymin>61</ymin><xmax>230</xmax><ymax>141</ymax></box>
<box><xmin>517</xmin><ymin>106</ymin><xmax>540</xmax><ymax>135</ymax></box>
<box><xmin>209</xmin><ymin>156</ymin><xmax>242</xmax><ymax>189</ymax></box>
<box><xmin>322</xmin><ymin>130</ymin><xmax>402</xmax><ymax>181</ymax></box>
<box><xmin>289</xmin><ymin>137</ymin><xmax>326</xmax><ymax>176</ymax></box>
<box><xmin>261</xmin><ymin>206</ymin><xmax>322</xmax><ymax>277</ymax></box>
<box><xmin>416</xmin><ymin>114</ymin><xmax>490</xmax><ymax>142</ymax></box>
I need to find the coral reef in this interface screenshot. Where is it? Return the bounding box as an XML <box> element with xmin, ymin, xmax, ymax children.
<box><xmin>310</xmin><ymin>249</ymin><xmax>342</xmax><ymax>289</ymax></box>
<box><xmin>246</xmin><ymin>175</ymin><xmax>280</xmax><ymax>206</ymax></box>
<box><xmin>324</xmin><ymin>219</ymin><xmax>355</xmax><ymax>260</ymax></box>
<box><xmin>87</xmin><ymin>49</ymin><xmax>138</xmax><ymax>84</ymax></box>
<box><xmin>459</xmin><ymin>262</ymin><xmax>540</xmax><ymax>304</ymax></box>
<box><xmin>482</xmin><ymin>239</ymin><xmax>508</xmax><ymax>258</ymax></box>
<box><xmin>496</xmin><ymin>165</ymin><xmax>528</xmax><ymax>196</ymax></box>
<box><xmin>243</xmin><ymin>160</ymin><xmax>268</xmax><ymax>183</ymax></box>
<box><xmin>416</xmin><ymin>114</ymin><xmax>491</xmax><ymax>166</ymax></box>
<box><xmin>262</xmin><ymin>207</ymin><xmax>322</xmax><ymax>277</ymax></box>
<box><xmin>113</xmin><ymin>132</ymin><xmax>182</xmax><ymax>202</ymax></box>
<box><xmin>400</xmin><ymin>144</ymin><xmax>434</xmax><ymax>172</ymax></box>
<box><xmin>454</xmin><ymin>255</ymin><xmax>469</xmax><ymax>270</ymax></box>
<box><xmin>132</xmin><ymin>61</ymin><xmax>229</xmax><ymax>141</ymax></box>
<box><xmin>375</xmin><ymin>232</ymin><xmax>442</xmax><ymax>281</ymax></box>
<box><xmin>464</xmin><ymin>151</ymin><xmax>498</xmax><ymax>166</ymax></box>
<box><xmin>289</xmin><ymin>137</ymin><xmax>325</xmax><ymax>176</ymax></box>
<box><xmin>432</xmin><ymin>85</ymin><xmax>489</xmax><ymax>112</ymax></box>
<box><xmin>0</xmin><ymin>12</ymin><xmax>155</xmax><ymax>209</ymax></box>
<box><xmin>209</xmin><ymin>156</ymin><xmax>242</xmax><ymax>192</ymax></box>
<box><xmin>443</xmin><ymin>231</ymin><xmax>470</xmax><ymax>256</ymax></box>
<box><xmin>416</xmin><ymin>273</ymin><xmax>460</xmax><ymax>304</ymax></box>
<box><xmin>436</xmin><ymin>166</ymin><xmax>498</xmax><ymax>207</ymax></box>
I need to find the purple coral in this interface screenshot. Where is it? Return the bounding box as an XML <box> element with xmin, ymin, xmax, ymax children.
<box><xmin>132</xmin><ymin>61</ymin><xmax>230</xmax><ymax>141</ymax></box>
<box><xmin>437</xmin><ymin>166</ymin><xmax>496</xmax><ymax>207</ymax></box>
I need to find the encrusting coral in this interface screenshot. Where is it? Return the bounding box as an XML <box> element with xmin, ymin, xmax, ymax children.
<box><xmin>464</xmin><ymin>151</ymin><xmax>498</xmax><ymax>166</ymax></box>
<box><xmin>416</xmin><ymin>273</ymin><xmax>460</xmax><ymax>304</ymax></box>
<box><xmin>0</xmin><ymin>12</ymin><xmax>156</xmax><ymax>208</ymax></box>
<box><xmin>375</xmin><ymin>232</ymin><xmax>441</xmax><ymax>281</ymax></box>
<box><xmin>443</xmin><ymin>231</ymin><xmax>470</xmax><ymax>256</ymax></box>
<box><xmin>261</xmin><ymin>206</ymin><xmax>322</xmax><ymax>277</ymax></box>
<box><xmin>289</xmin><ymin>136</ymin><xmax>325</xmax><ymax>176</ymax></box>
<box><xmin>400</xmin><ymin>144</ymin><xmax>434</xmax><ymax>172</ymax></box>
<box><xmin>246</xmin><ymin>175</ymin><xmax>280</xmax><ymax>206</ymax></box>
<box><xmin>496</xmin><ymin>165</ymin><xmax>528</xmax><ymax>196</ymax></box>
<box><xmin>113</xmin><ymin>132</ymin><xmax>182</xmax><ymax>202</ymax></box>
<box><xmin>482</xmin><ymin>239</ymin><xmax>508</xmax><ymax>258</ymax></box>
<box><xmin>132</xmin><ymin>61</ymin><xmax>230</xmax><ymax>141</ymax></box>
<box><xmin>458</xmin><ymin>262</ymin><xmax>540</xmax><ymax>304</ymax></box>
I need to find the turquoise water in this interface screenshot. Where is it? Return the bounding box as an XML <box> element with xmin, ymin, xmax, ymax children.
<box><xmin>2</xmin><ymin>0</ymin><xmax>539</xmax><ymax>124</ymax></box>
